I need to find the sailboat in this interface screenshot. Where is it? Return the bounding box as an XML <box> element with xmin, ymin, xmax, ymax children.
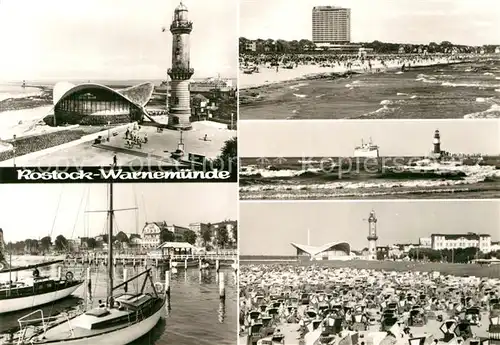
<box><xmin>7</xmin><ymin>160</ymin><xmax>167</xmax><ymax>344</ymax></box>
<box><xmin>0</xmin><ymin>249</ymin><xmax>83</xmax><ymax>314</ymax></box>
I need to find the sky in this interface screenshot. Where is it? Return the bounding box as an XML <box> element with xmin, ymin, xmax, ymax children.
<box><xmin>239</xmin><ymin>200</ymin><xmax>500</xmax><ymax>255</ymax></box>
<box><xmin>240</xmin><ymin>0</ymin><xmax>500</xmax><ymax>45</ymax></box>
<box><xmin>0</xmin><ymin>0</ymin><xmax>237</xmax><ymax>82</ymax></box>
<box><xmin>0</xmin><ymin>183</ymin><xmax>237</xmax><ymax>242</ymax></box>
<box><xmin>239</xmin><ymin>120</ymin><xmax>500</xmax><ymax>157</ymax></box>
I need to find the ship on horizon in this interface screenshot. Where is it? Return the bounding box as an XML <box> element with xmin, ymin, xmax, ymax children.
<box><xmin>354</xmin><ymin>138</ymin><xmax>379</xmax><ymax>158</ymax></box>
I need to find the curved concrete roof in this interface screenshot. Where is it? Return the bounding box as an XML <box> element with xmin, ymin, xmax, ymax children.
<box><xmin>52</xmin><ymin>82</ymin><xmax>154</xmax><ymax>108</ymax></box>
<box><xmin>290</xmin><ymin>242</ymin><xmax>351</xmax><ymax>256</ymax></box>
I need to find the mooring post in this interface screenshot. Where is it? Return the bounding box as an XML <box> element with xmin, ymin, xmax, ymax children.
<box><xmin>218</xmin><ymin>271</ymin><xmax>225</xmax><ymax>300</ymax></box>
<box><xmin>165</xmin><ymin>270</ymin><xmax>171</xmax><ymax>297</ymax></box>
<box><xmin>184</xmin><ymin>258</ymin><xmax>187</xmax><ymax>270</ymax></box>
<box><xmin>216</xmin><ymin>259</ymin><xmax>220</xmax><ymax>272</ymax></box>
<box><xmin>57</xmin><ymin>266</ymin><xmax>62</xmax><ymax>281</ymax></box>
<box><xmin>123</xmin><ymin>268</ymin><xmax>128</xmax><ymax>293</ymax></box>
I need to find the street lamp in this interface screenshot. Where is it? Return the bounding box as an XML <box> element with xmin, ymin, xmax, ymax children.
<box><xmin>107</xmin><ymin>121</ymin><xmax>111</xmax><ymax>142</ymax></box>
<box><xmin>12</xmin><ymin>134</ymin><xmax>17</xmax><ymax>167</ymax></box>
<box><xmin>230</xmin><ymin>112</ymin><xmax>234</xmax><ymax>129</ymax></box>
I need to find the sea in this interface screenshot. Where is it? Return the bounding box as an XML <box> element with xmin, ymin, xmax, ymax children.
<box><xmin>239</xmin><ymin>156</ymin><xmax>500</xmax><ymax>200</ymax></box>
<box><xmin>240</xmin><ymin>59</ymin><xmax>500</xmax><ymax>120</ymax></box>
<box><xmin>0</xmin><ymin>85</ymin><xmax>42</xmax><ymax>103</ymax></box>
<box><xmin>0</xmin><ymin>261</ymin><xmax>237</xmax><ymax>345</ymax></box>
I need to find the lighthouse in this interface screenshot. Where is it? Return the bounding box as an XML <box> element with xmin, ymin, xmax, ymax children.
<box><xmin>433</xmin><ymin>129</ymin><xmax>441</xmax><ymax>157</ymax></box>
<box><xmin>167</xmin><ymin>2</ymin><xmax>194</xmax><ymax>130</ymax></box>
<box><xmin>367</xmin><ymin>210</ymin><xmax>378</xmax><ymax>260</ymax></box>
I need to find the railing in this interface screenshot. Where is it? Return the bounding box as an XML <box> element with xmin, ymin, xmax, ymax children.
<box><xmin>72</xmin><ymin>250</ymin><xmax>238</xmax><ymax>262</ymax></box>
<box><xmin>17</xmin><ymin>310</ymin><xmax>76</xmax><ymax>344</ymax></box>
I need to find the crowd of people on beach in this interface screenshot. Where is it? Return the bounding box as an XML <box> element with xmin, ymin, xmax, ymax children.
<box><xmin>239</xmin><ymin>53</ymin><xmax>469</xmax><ymax>76</ymax></box>
<box><xmin>239</xmin><ymin>264</ymin><xmax>500</xmax><ymax>345</ymax></box>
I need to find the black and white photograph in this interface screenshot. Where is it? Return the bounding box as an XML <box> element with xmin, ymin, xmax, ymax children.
<box><xmin>239</xmin><ymin>120</ymin><xmax>500</xmax><ymax>200</ymax></box>
<box><xmin>239</xmin><ymin>200</ymin><xmax>500</xmax><ymax>345</ymax></box>
<box><xmin>0</xmin><ymin>182</ymin><xmax>238</xmax><ymax>344</ymax></box>
<box><xmin>0</xmin><ymin>0</ymin><xmax>237</xmax><ymax>169</ymax></box>
<box><xmin>239</xmin><ymin>0</ymin><xmax>500</xmax><ymax>120</ymax></box>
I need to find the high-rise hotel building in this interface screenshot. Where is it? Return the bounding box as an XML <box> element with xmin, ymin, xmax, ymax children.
<box><xmin>312</xmin><ymin>6</ymin><xmax>351</xmax><ymax>44</ymax></box>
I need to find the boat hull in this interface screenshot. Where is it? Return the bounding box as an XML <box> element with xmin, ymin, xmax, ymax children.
<box><xmin>0</xmin><ymin>282</ymin><xmax>82</xmax><ymax>314</ymax></box>
<box><xmin>36</xmin><ymin>298</ymin><xmax>166</xmax><ymax>345</ymax></box>
<box><xmin>353</xmin><ymin>150</ymin><xmax>379</xmax><ymax>158</ymax></box>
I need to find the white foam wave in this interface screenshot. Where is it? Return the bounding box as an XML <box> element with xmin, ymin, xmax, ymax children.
<box><xmin>240</xmin><ymin>166</ymin><xmax>500</xmax><ymax>194</ymax></box>
<box><xmin>441</xmin><ymin>81</ymin><xmax>500</xmax><ymax>88</ymax></box>
<box><xmin>315</xmin><ymin>94</ymin><xmax>325</xmax><ymax>98</ymax></box>
<box><xmin>240</xmin><ymin>167</ymin><xmax>323</xmax><ymax>178</ymax></box>
<box><xmin>292</xmin><ymin>93</ymin><xmax>307</xmax><ymax>98</ymax></box>
<box><xmin>464</xmin><ymin>104</ymin><xmax>500</xmax><ymax>119</ymax></box>
<box><xmin>395</xmin><ymin>71</ymin><xmax>404</xmax><ymax>75</ymax></box>
<box><xmin>396</xmin><ymin>92</ymin><xmax>408</xmax><ymax>96</ymax></box>
<box><xmin>380</xmin><ymin>100</ymin><xmax>392</xmax><ymax>105</ymax></box>
<box><xmin>484</xmin><ymin>72</ymin><xmax>495</xmax><ymax>76</ymax></box>
<box><xmin>410</xmin><ymin>95</ymin><xmax>418</xmax><ymax>99</ymax></box>
<box><xmin>289</xmin><ymin>83</ymin><xmax>309</xmax><ymax>90</ymax></box>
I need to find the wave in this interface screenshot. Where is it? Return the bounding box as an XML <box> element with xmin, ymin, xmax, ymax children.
<box><xmin>240</xmin><ymin>164</ymin><xmax>500</xmax><ymax>183</ymax></box>
<box><xmin>240</xmin><ymin>170</ymin><xmax>499</xmax><ymax>195</ymax></box>
<box><xmin>484</xmin><ymin>72</ymin><xmax>495</xmax><ymax>76</ymax></box>
<box><xmin>464</xmin><ymin>104</ymin><xmax>500</xmax><ymax>119</ymax></box>
<box><xmin>240</xmin><ymin>187</ymin><xmax>477</xmax><ymax>199</ymax></box>
<box><xmin>292</xmin><ymin>93</ymin><xmax>307</xmax><ymax>98</ymax></box>
<box><xmin>240</xmin><ymin>168</ymin><xmax>324</xmax><ymax>178</ymax></box>
<box><xmin>289</xmin><ymin>83</ymin><xmax>309</xmax><ymax>90</ymax></box>
<box><xmin>441</xmin><ymin>81</ymin><xmax>500</xmax><ymax>88</ymax></box>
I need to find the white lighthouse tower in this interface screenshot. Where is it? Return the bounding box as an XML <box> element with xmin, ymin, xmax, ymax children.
<box><xmin>367</xmin><ymin>210</ymin><xmax>378</xmax><ymax>260</ymax></box>
<box><xmin>167</xmin><ymin>2</ymin><xmax>194</xmax><ymax>130</ymax></box>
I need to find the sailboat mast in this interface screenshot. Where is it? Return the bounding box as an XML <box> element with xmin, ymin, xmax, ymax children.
<box><xmin>107</xmin><ymin>173</ymin><xmax>114</xmax><ymax>305</ymax></box>
<box><xmin>8</xmin><ymin>244</ymin><xmax>11</xmax><ymax>296</ymax></box>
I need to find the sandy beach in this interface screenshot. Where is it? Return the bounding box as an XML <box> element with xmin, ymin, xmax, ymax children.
<box><xmin>239</xmin><ymin>57</ymin><xmax>457</xmax><ymax>89</ymax></box>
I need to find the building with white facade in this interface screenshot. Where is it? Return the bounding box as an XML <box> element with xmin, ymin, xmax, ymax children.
<box><xmin>419</xmin><ymin>237</ymin><xmax>432</xmax><ymax>248</ymax></box>
<box><xmin>291</xmin><ymin>242</ymin><xmax>352</xmax><ymax>261</ymax></box>
<box><xmin>312</xmin><ymin>6</ymin><xmax>351</xmax><ymax>44</ymax></box>
<box><xmin>430</xmin><ymin>233</ymin><xmax>492</xmax><ymax>253</ymax></box>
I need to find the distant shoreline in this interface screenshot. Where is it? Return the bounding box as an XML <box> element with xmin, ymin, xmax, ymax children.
<box><xmin>0</xmin><ymin>85</ymin><xmax>52</xmax><ymax>112</ymax></box>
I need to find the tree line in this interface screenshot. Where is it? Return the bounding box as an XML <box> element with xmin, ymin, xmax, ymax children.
<box><xmin>378</xmin><ymin>246</ymin><xmax>500</xmax><ymax>263</ymax></box>
<box><xmin>5</xmin><ymin>223</ymin><xmax>238</xmax><ymax>255</ymax></box>
<box><xmin>240</xmin><ymin>37</ymin><xmax>498</xmax><ymax>54</ymax></box>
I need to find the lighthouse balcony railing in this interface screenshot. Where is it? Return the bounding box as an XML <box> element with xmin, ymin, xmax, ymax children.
<box><xmin>170</xmin><ymin>21</ymin><xmax>193</xmax><ymax>31</ymax></box>
<box><xmin>167</xmin><ymin>67</ymin><xmax>194</xmax><ymax>75</ymax></box>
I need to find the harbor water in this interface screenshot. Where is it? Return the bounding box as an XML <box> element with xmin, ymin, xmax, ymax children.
<box><xmin>0</xmin><ymin>263</ymin><xmax>237</xmax><ymax>345</ymax></box>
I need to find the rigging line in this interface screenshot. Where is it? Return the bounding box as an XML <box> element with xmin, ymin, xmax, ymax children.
<box><xmin>141</xmin><ymin>191</ymin><xmax>148</xmax><ymax>224</ymax></box>
<box><xmin>69</xmin><ymin>185</ymin><xmax>89</xmax><ymax>249</ymax></box>
<box><xmin>133</xmin><ymin>184</ymin><xmax>139</xmax><ymax>234</ymax></box>
<box><xmin>49</xmin><ymin>185</ymin><xmax>65</xmax><ymax>238</ymax></box>
<box><xmin>84</xmin><ymin>184</ymin><xmax>90</xmax><ymax>240</ymax></box>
